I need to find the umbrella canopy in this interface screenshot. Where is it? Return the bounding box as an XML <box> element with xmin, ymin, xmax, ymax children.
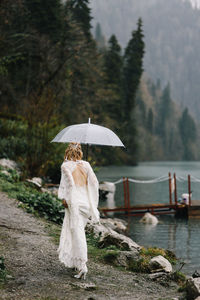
<box><xmin>51</xmin><ymin>118</ymin><xmax>125</xmax><ymax>147</ymax></box>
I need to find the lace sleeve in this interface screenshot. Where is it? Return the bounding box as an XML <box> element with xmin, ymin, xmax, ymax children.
<box><xmin>61</xmin><ymin>164</ymin><xmax>74</xmax><ymax>190</ymax></box>
<box><xmin>58</xmin><ymin>163</ymin><xmax>74</xmax><ymax>204</ymax></box>
<box><xmin>86</xmin><ymin>162</ymin><xmax>99</xmax><ymax>210</ymax></box>
<box><xmin>87</xmin><ymin>162</ymin><xmax>99</xmax><ymax>188</ymax></box>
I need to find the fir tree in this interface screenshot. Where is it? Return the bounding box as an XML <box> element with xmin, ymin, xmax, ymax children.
<box><xmin>147</xmin><ymin>108</ymin><xmax>153</xmax><ymax>133</ymax></box>
<box><xmin>25</xmin><ymin>0</ymin><xmax>63</xmax><ymax>42</ymax></box>
<box><xmin>103</xmin><ymin>34</ymin><xmax>123</xmax><ymax>123</ymax></box>
<box><xmin>156</xmin><ymin>83</ymin><xmax>172</xmax><ymax>143</ymax></box>
<box><xmin>123</xmin><ymin>18</ymin><xmax>145</xmax><ymax>119</ymax></box>
<box><xmin>104</xmin><ymin>35</ymin><xmax>122</xmax><ymax>86</ymax></box>
<box><xmin>123</xmin><ymin>18</ymin><xmax>145</xmax><ymax>159</ymax></box>
<box><xmin>67</xmin><ymin>0</ymin><xmax>92</xmax><ymax>40</ymax></box>
<box><xmin>95</xmin><ymin>23</ymin><xmax>106</xmax><ymax>50</ymax></box>
<box><xmin>179</xmin><ymin>108</ymin><xmax>197</xmax><ymax>160</ymax></box>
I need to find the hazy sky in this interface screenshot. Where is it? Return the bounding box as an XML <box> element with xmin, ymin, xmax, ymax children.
<box><xmin>189</xmin><ymin>0</ymin><xmax>200</xmax><ymax>8</ymax></box>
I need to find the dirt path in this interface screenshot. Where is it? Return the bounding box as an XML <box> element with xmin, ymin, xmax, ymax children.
<box><xmin>0</xmin><ymin>192</ymin><xmax>183</xmax><ymax>300</ymax></box>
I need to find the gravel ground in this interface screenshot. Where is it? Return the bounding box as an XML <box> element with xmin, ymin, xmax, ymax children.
<box><xmin>0</xmin><ymin>192</ymin><xmax>184</xmax><ymax>300</ymax></box>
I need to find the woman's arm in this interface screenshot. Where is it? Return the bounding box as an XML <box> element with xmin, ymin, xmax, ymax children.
<box><xmin>58</xmin><ymin>162</ymin><xmax>74</xmax><ymax>207</ymax></box>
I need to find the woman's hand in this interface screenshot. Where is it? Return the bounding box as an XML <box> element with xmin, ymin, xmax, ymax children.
<box><xmin>62</xmin><ymin>199</ymin><xmax>68</xmax><ymax>209</ymax></box>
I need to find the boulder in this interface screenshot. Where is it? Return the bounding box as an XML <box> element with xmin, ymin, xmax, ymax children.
<box><xmin>99</xmin><ymin>182</ymin><xmax>116</xmax><ymax>216</ymax></box>
<box><xmin>100</xmin><ymin>218</ymin><xmax>127</xmax><ymax>234</ymax></box>
<box><xmin>103</xmin><ymin>249</ymin><xmax>139</xmax><ymax>268</ymax></box>
<box><xmin>140</xmin><ymin>212</ymin><xmax>158</xmax><ymax>225</ymax></box>
<box><xmin>86</xmin><ymin>219</ymin><xmax>112</xmax><ymax>237</ymax></box>
<box><xmin>98</xmin><ymin>230</ymin><xmax>141</xmax><ymax>251</ymax></box>
<box><xmin>186</xmin><ymin>277</ymin><xmax>200</xmax><ymax>300</ymax></box>
<box><xmin>149</xmin><ymin>255</ymin><xmax>172</xmax><ymax>273</ymax></box>
<box><xmin>193</xmin><ymin>271</ymin><xmax>200</xmax><ymax>278</ymax></box>
<box><xmin>115</xmin><ymin>250</ymin><xmax>139</xmax><ymax>268</ymax></box>
<box><xmin>26</xmin><ymin>177</ymin><xmax>42</xmax><ymax>188</ymax></box>
<box><xmin>0</xmin><ymin>158</ymin><xmax>18</xmax><ymax>170</ymax></box>
<box><xmin>148</xmin><ymin>272</ymin><xmax>168</xmax><ymax>280</ymax></box>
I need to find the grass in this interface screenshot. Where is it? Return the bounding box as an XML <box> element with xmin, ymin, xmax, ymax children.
<box><xmin>140</xmin><ymin>247</ymin><xmax>177</xmax><ymax>265</ymax></box>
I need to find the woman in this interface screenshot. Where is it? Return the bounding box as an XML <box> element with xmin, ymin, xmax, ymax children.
<box><xmin>57</xmin><ymin>142</ymin><xmax>99</xmax><ymax>279</ymax></box>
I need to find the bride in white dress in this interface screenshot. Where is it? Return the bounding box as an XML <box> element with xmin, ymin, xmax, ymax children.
<box><xmin>57</xmin><ymin>142</ymin><xmax>100</xmax><ymax>279</ymax></box>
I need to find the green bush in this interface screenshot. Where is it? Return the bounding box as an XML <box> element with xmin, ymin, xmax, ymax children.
<box><xmin>17</xmin><ymin>192</ymin><xmax>64</xmax><ymax>224</ymax></box>
<box><xmin>0</xmin><ymin>168</ymin><xmax>64</xmax><ymax>224</ymax></box>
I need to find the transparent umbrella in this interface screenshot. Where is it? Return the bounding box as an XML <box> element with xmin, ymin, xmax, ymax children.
<box><xmin>51</xmin><ymin>118</ymin><xmax>125</xmax><ymax>159</ymax></box>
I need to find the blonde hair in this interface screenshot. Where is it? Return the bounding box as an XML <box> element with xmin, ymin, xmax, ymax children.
<box><xmin>64</xmin><ymin>142</ymin><xmax>83</xmax><ymax>161</ymax></box>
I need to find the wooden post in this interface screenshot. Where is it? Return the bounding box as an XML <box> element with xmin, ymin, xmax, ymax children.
<box><xmin>126</xmin><ymin>178</ymin><xmax>130</xmax><ymax>214</ymax></box>
<box><xmin>123</xmin><ymin>177</ymin><xmax>127</xmax><ymax>208</ymax></box>
<box><xmin>174</xmin><ymin>173</ymin><xmax>177</xmax><ymax>205</ymax></box>
<box><xmin>188</xmin><ymin>174</ymin><xmax>191</xmax><ymax>206</ymax></box>
<box><xmin>169</xmin><ymin>172</ymin><xmax>172</xmax><ymax>205</ymax></box>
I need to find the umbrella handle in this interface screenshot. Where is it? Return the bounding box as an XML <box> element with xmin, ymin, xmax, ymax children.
<box><xmin>85</xmin><ymin>144</ymin><xmax>89</xmax><ymax>161</ymax></box>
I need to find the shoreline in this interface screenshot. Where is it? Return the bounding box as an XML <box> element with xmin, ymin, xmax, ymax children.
<box><xmin>0</xmin><ymin>191</ymin><xmax>186</xmax><ymax>300</ymax></box>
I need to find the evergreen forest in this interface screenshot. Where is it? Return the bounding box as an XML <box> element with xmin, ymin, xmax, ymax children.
<box><xmin>0</xmin><ymin>0</ymin><xmax>199</xmax><ymax>182</ymax></box>
<box><xmin>91</xmin><ymin>0</ymin><xmax>200</xmax><ymax>120</ymax></box>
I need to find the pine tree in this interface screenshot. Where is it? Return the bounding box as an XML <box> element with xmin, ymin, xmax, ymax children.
<box><xmin>104</xmin><ymin>35</ymin><xmax>123</xmax><ymax>86</ymax></box>
<box><xmin>156</xmin><ymin>83</ymin><xmax>172</xmax><ymax>144</ymax></box>
<box><xmin>147</xmin><ymin>108</ymin><xmax>154</xmax><ymax>133</ymax></box>
<box><xmin>25</xmin><ymin>0</ymin><xmax>63</xmax><ymax>42</ymax></box>
<box><xmin>67</xmin><ymin>0</ymin><xmax>92</xmax><ymax>40</ymax></box>
<box><xmin>179</xmin><ymin>108</ymin><xmax>197</xmax><ymax>160</ymax></box>
<box><xmin>123</xmin><ymin>18</ymin><xmax>145</xmax><ymax>159</ymax></box>
<box><xmin>95</xmin><ymin>23</ymin><xmax>106</xmax><ymax>50</ymax></box>
<box><xmin>103</xmin><ymin>35</ymin><xmax>123</xmax><ymax>123</ymax></box>
<box><xmin>123</xmin><ymin>18</ymin><xmax>145</xmax><ymax>119</ymax></box>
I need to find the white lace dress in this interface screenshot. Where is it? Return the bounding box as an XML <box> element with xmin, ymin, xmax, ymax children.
<box><xmin>57</xmin><ymin>160</ymin><xmax>99</xmax><ymax>271</ymax></box>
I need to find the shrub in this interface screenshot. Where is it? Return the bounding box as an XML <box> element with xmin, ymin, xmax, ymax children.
<box><xmin>0</xmin><ymin>168</ymin><xmax>64</xmax><ymax>224</ymax></box>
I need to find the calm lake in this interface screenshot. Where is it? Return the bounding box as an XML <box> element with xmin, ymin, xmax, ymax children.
<box><xmin>97</xmin><ymin>161</ymin><xmax>200</xmax><ymax>275</ymax></box>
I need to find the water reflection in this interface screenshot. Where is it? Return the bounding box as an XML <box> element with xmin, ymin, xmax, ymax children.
<box><xmin>97</xmin><ymin>162</ymin><xmax>200</xmax><ymax>275</ymax></box>
<box><xmin>126</xmin><ymin>215</ymin><xmax>200</xmax><ymax>274</ymax></box>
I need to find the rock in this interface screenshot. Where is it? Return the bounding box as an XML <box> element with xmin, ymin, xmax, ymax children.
<box><xmin>41</xmin><ymin>186</ymin><xmax>58</xmax><ymax>195</ymax></box>
<box><xmin>98</xmin><ymin>230</ymin><xmax>141</xmax><ymax>251</ymax></box>
<box><xmin>71</xmin><ymin>282</ymin><xmax>97</xmax><ymax>291</ymax></box>
<box><xmin>103</xmin><ymin>249</ymin><xmax>139</xmax><ymax>269</ymax></box>
<box><xmin>99</xmin><ymin>182</ymin><xmax>116</xmax><ymax>216</ymax></box>
<box><xmin>149</xmin><ymin>255</ymin><xmax>172</xmax><ymax>273</ymax></box>
<box><xmin>140</xmin><ymin>212</ymin><xmax>158</xmax><ymax>225</ymax></box>
<box><xmin>100</xmin><ymin>218</ymin><xmax>127</xmax><ymax>234</ymax></box>
<box><xmin>26</xmin><ymin>177</ymin><xmax>42</xmax><ymax>188</ymax></box>
<box><xmin>193</xmin><ymin>271</ymin><xmax>200</xmax><ymax>278</ymax></box>
<box><xmin>195</xmin><ymin>297</ymin><xmax>200</xmax><ymax>300</ymax></box>
<box><xmin>186</xmin><ymin>277</ymin><xmax>200</xmax><ymax>300</ymax></box>
<box><xmin>148</xmin><ymin>272</ymin><xmax>168</xmax><ymax>280</ymax></box>
<box><xmin>86</xmin><ymin>219</ymin><xmax>111</xmax><ymax>237</ymax></box>
<box><xmin>115</xmin><ymin>250</ymin><xmax>139</xmax><ymax>268</ymax></box>
<box><xmin>0</xmin><ymin>158</ymin><xmax>18</xmax><ymax>170</ymax></box>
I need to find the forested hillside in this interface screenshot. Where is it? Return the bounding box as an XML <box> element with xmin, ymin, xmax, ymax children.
<box><xmin>90</xmin><ymin>0</ymin><xmax>200</xmax><ymax>120</ymax></box>
<box><xmin>0</xmin><ymin>0</ymin><xmax>146</xmax><ymax>179</ymax></box>
<box><xmin>135</xmin><ymin>76</ymin><xmax>200</xmax><ymax>161</ymax></box>
<box><xmin>0</xmin><ymin>0</ymin><xmax>199</xmax><ymax>181</ymax></box>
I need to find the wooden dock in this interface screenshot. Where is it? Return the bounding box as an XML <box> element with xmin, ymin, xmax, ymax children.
<box><xmin>100</xmin><ymin>174</ymin><xmax>200</xmax><ymax>218</ymax></box>
<box><xmin>188</xmin><ymin>200</ymin><xmax>200</xmax><ymax>218</ymax></box>
<box><xmin>101</xmin><ymin>203</ymin><xmax>178</xmax><ymax>217</ymax></box>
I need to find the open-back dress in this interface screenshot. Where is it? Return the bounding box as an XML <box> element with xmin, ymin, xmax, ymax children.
<box><xmin>57</xmin><ymin>159</ymin><xmax>99</xmax><ymax>272</ymax></box>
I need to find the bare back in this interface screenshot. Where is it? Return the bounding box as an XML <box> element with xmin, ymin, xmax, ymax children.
<box><xmin>72</xmin><ymin>164</ymin><xmax>87</xmax><ymax>186</ymax></box>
